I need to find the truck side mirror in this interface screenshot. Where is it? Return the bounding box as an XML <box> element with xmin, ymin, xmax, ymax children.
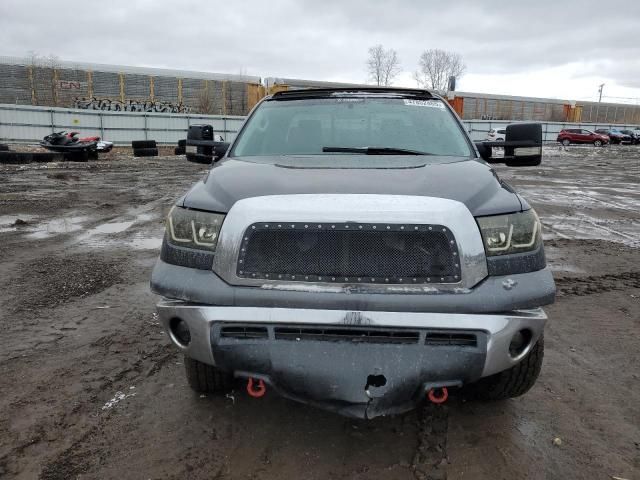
<box><xmin>213</xmin><ymin>142</ymin><xmax>230</xmax><ymax>160</ymax></box>
<box><xmin>476</xmin><ymin>123</ymin><xmax>542</xmax><ymax>167</ymax></box>
<box><xmin>476</xmin><ymin>142</ymin><xmax>492</xmax><ymax>161</ymax></box>
<box><xmin>504</xmin><ymin>123</ymin><xmax>542</xmax><ymax>167</ymax></box>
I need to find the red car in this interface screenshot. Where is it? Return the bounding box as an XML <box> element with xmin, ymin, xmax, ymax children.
<box><xmin>557</xmin><ymin>128</ymin><xmax>608</xmax><ymax>147</ymax></box>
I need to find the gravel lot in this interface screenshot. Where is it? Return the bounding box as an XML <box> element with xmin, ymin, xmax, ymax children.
<box><xmin>0</xmin><ymin>146</ymin><xmax>638</xmax><ymax>479</ymax></box>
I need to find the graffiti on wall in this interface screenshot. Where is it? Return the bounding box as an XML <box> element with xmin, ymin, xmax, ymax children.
<box><xmin>73</xmin><ymin>97</ymin><xmax>191</xmax><ymax>113</ymax></box>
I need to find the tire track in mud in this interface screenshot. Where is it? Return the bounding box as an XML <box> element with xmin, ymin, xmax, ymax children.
<box><xmin>0</xmin><ymin>309</ymin><xmax>177</xmax><ymax>479</ymax></box>
<box><xmin>555</xmin><ymin>271</ymin><xmax>640</xmax><ymax>297</ymax></box>
<box><xmin>412</xmin><ymin>404</ymin><xmax>449</xmax><ymax>480</ymax></box>
<box><xmin>38</xmin><ymin>428</ymin><xmax>96</xmax><ymax>480</ymax></box>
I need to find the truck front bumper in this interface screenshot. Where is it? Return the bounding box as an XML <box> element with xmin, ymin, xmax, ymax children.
<box><xmin>156</xmin><ymin>300</ymin><xmax>547</xmax><ymax>418</ymax></box>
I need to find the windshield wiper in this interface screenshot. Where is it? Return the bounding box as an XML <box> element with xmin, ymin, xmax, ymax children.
<box><xmin>322</xmin><ymin>146</ymin><xmax>433</xmax><ymax>155</ymax></box>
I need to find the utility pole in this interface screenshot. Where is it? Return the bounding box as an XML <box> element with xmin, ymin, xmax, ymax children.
<box><xmin>598</xmin><ymin>83</ymin><xmax>605</xmax><ymax>103</ymax></box>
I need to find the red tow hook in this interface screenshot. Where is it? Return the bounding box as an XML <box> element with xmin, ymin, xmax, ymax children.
<box><xmin>246</xmin><ymin>378</ymin><xmax>266</xmax><ymax>398</ymax></box>
<box><xmin>428</xmin><ymin>387</ymin><xmax>449</xmax><ymax>404</ymax></box>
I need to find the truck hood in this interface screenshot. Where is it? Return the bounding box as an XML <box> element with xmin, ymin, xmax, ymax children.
<box><xmin>181</xmin><ymin>155</ymin><xmax>523</xmax><ymax>217</ymax></box>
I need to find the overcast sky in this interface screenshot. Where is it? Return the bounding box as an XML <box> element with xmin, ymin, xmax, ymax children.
<box><xmin>2</xmin><ymin>0</ymin><xmax>639</xmax><ymax>103</ymax></box>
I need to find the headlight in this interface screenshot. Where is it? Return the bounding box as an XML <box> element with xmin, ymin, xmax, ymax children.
<box><xmin>167</xmin><ymin>206</ymin><xmax>224</xmax><ymax>251</ymax></box>
<box><xmin>476</xmin><ymin>210</ymin><xmax>541</xmax><ymax>256</ymax></box>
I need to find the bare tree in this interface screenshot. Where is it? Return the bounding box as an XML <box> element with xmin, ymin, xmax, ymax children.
<box><xmin>367</xmin><ymin>45</ymin><xmax>401</xmax><ymax>86</ymax></box>
<box><xmin>46</xmin><ymin>54</ymin><xmax>61</xmax><ymax>106</ymax></box>
<box><xmin>414</xmin><ymin>49</ymin><xmax>465</xmax><ymax>92</ymax></box>
<box><xmin>26</xmin><ymin>50</ymin><xmax>41</xmax><ymax>67</ymax></box>
<box><xmin>197</xmin><ymin>81</ymin><xmax>214</xmax><ymax>114</ymax></box>
<box><xmin>25</xmin><ymin>51</ymin><xmax>41</xmax><ymax>105</ymax></box>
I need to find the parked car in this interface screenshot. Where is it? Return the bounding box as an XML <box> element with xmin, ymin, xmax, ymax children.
<box><xmin>486</xmin><ymin>127</ymin><xmax>507</xmax><ymax>141</ymax></box>
<box><xmin>619</xmin><ymin>129</ymin><xmax>640</xmax><ymax>145</ymax></box>
<box><xmin>594</xmin><ymin>128</ymin><xmax>633</xmax><ymax>144</ymax></box>
<box><xmin>556</xmin><ymin>128</ymin><xmax>609</xmax><ymax>147</ymax></box>
<box><xmin>151</xmin><ymin>87</ymin><xmax>555</xmax><ymax>419</ymax></box>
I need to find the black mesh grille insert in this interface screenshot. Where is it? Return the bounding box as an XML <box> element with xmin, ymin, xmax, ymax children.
<box><xmin>220</xmin><ymin>326</ymin><xmax>268</xmax><ymax>339</ymax></box>
<box><xmin>237</xmin><ymin>223</ymin><xmax>460</xmax><ymax>283</ymax></box>
<box><xmin>425</xmin><ymin>332</ymin><xmax>477</xmax><ymax>347</ymax></box>
<box><xmin>274</xmin><ymin>327</ymin><xmax>420</xmax><ymax>344</ymax></box>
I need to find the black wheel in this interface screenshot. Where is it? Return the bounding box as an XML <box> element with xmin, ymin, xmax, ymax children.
<box><xmin>185</xmin><ymin>153</ymin><xmax>212</xmax><ymax>164</ymax></box>
<box><xmin>0</xmin><ymin>144</ymin><xmax>9</xmax><ymax>151</ymax></box>
<box><xmin>0</xmin><ymin>152</ymin><xmax>31</xmax><ymax>164</ymax></box>
<box><xmin>178</xmin><ymin>139</ymin><xmax>187</xmax><ymax>148</ymax></box>
<box><xmin>31</xmin><ymin>152</ymin><xmax>63</xmax><ymax>163</ymax></box>
<box><xmin>466</xmin><ymin>335</ymin><xmax>544</xmax><ymax>401</ymax></box>
<box><xmin>133</xmin><ymin>148</ymin><xmax>158</xmax><ymax>157</ymax></box>
<box><xmin>594</xmin><ymin>139</ymin><xmax>602</xmax><ymax>147</ymax></box>
<box><xmin>87</xmin><ymin>149</ymin><xmax>99</xmax><ymax>160</ymax></box>
<box><xmin>561</xmin><ymin>139</ymin><xmax>570</xmax><ymax>146</ymax></box>
<box><xmin>184</xmin><ymin>356</ymin><xmax>233</xmax><ymax>393</ymax></box>
<box><xmin>174</xmin><ymin>146</ymin><xmax>186</xmax><ymax>155</ymax></box>
<box><xmin>131</xmin><ymin>140</ymin><xmax>157</xmax><ymax>149</ymax></box>
<box><xmin>63</xmin><ymin>151</ymin><xmax>89</xmax><ymax>162</ymax></box>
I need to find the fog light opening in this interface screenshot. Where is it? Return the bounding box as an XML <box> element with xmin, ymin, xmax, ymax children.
<box><xmin>365</xmin><ymin>374</ymin><xmax>387</xmax><ymax>390</ymax></box>
<box><xmin>169</xmin><ymin>317</ymin><xmax>191</xmax><ymax>347</ymax></box>
<box><xmin>509</xmin><ymin>329</ymin><xmax>532</xmax><ymax>358</ymax></box>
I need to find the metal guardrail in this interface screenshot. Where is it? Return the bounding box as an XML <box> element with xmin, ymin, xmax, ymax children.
<box><xmin>0</xmin><ymin>104</ymin><xmax>246</xmax><ymax>145</ymax></box>
<box><xmin>464</xmin><ymin>119</ymin><xmax>640</xmax><ymax>143</ymax></box>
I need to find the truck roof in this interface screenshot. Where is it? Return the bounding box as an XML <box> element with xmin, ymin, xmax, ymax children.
<box><xmin>270</xmin><ymin>87</ymin><xmax>435</xmax><ymax>100</ymax></box>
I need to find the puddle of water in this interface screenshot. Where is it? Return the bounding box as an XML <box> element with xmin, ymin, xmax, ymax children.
<box><xmin>79</xmin><ymin>233</ymin><xmax>163</xmax><ymax>251</ymax></box>
<box><xmin>84</xmin><ymin>220</ymin><xmax>135</xmax><ymax>236</ymax></box>
<box><xmin>548</xmin><ymin>263</ymin><xmax>587</xmax><ymax>274</ymax></box>
<box><xmin>0</xmin><ymin>214</ymin><xmax>38</xmax><ymax>233</ymax></box>
<box><xmin>134</xmin><ymin>213</ymin><xmax>156</xmax><ymax>223</ymax></box>
<box><xmin>62</xmin><ymin>209</ymin><xmax>162</xmax><ymax>249</ymax></box>
<box><xmin>27</xmin><ymin>216</ymin><xmax>89</xmax><ymax>239</ymax></box>
<box><xmin>129</xmin><ymin>234</ymin><xmax>163</xmax><ymax>250</ymax></box>
<box><xmin>541</xmin><ymin>214</ymin><xmax>640</xmax><ymax>247</ymax></box>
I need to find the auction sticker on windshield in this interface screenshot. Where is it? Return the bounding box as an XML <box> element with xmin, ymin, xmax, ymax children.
<box><xmin>403</xmin><ymin>99</ymin><xmax>445</xmax><ymax>108</ymax></box>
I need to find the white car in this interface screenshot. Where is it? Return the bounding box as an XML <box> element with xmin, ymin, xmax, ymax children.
<box><xmin>486</xmin><ymin>128</ymin><xmax>507</xmax><ymax>141</ymax></box>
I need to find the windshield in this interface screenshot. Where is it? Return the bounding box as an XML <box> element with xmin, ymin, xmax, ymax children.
<box><xmin>231</xmin><ymin>97</ymin><xmax>472</xmax><ymax>157</ymax></box>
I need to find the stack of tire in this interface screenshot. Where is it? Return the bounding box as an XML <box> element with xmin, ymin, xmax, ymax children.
<box><xmin>0</xmin><ymin>144</ymin><xmax>64</xmax><ymax>164</ymax></box>
<box><xmin>132</xmin><ymin>140</ymin><xmax>158</xmax><ymax>157</ymax></box>
<box><xmin>175</xmin><ymin>139</ymin><xmax>186</xmax><ymax>155</ymax></box>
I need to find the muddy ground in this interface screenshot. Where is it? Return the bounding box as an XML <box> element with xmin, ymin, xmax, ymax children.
<box><xmin>0</xmin><ymin>146</ymin><xmax>638</xmax><ymax>480</ymax></box>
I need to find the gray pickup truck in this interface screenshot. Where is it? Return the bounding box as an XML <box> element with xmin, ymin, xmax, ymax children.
<box><xmin>151</xmin><ymin>87</ymin><xmax>555</xmax><ymax>419</ymax></box>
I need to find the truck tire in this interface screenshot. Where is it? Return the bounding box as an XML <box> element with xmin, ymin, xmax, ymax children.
<box><xmin>467</xmin><ymin>335</ymin><xmax>544</xmax><ymax>401</ymax></box>
<box><xmin>133</xmin><ymin>148</ymin><xmax>158</xmax><ymax>157</ymax></box>
<box><xmin>178</xmin><ymin>139</ymin><xmax>186</xmax><ymax>147</ymax></box>
<box><xmin>131</xmin><ymin>140</ymin><xmax>156</xmax><ymax>149</ymax></box>
<box><xmin>174</xmin><ymin>146</ymin><xmax>185</xmax><ymax>155</ymax></box>
<box><xmin>0</xmin><ymin>144</ymin><xmax>9</xmax><ymax>151</ymax></box>
<box><xmin>0</xmin><ymin>152</ymin><xmax>31</xmax><ymax>164</ymax></box>
<box><xmin>184</xmin><ymin>356</ymin><xmax>233</xmax><ymax>393</ymax></box>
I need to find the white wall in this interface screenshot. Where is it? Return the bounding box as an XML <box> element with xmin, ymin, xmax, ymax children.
<box><xmin>0</xmin><ymin>104</ymin><xmax>246</xmax><ymax>145</ymax></box>
<box><xmin>2</xmin><ymin>103</ymin><xmax>638</xmax><ymax>146</ymax></box>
